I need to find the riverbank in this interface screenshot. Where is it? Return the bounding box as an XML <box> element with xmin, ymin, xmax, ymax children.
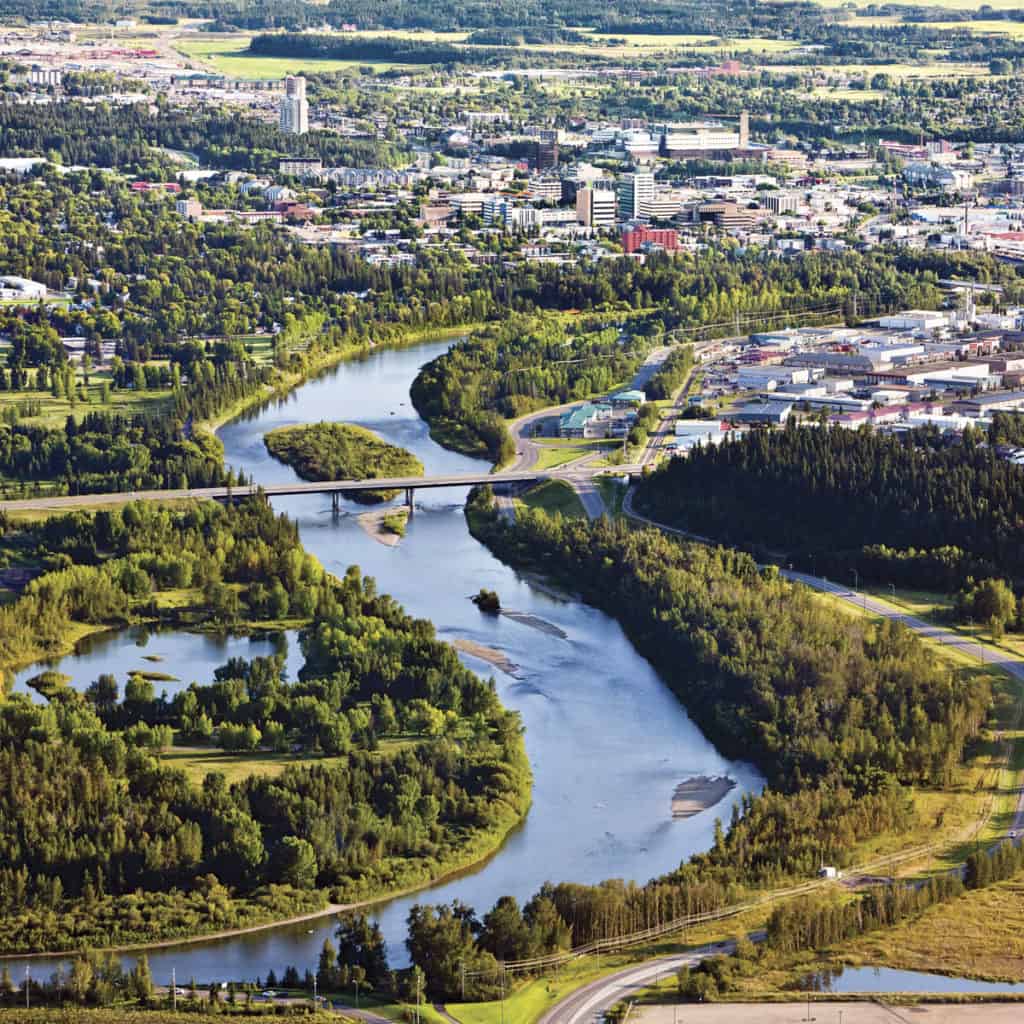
<box><xmin>197</xmin><ymin>324</ymin><xmax>484</xmax><ymax>438</ymax></box>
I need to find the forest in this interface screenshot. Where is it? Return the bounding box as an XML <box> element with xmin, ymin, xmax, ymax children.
<box><xmin>0</xmin><ymin>100</ymin><xmax>406</xmax><ymax>175</ymax></box>
<box><xmin>633</xmin><ymin>419</ymin><xmax>1024</xmax><ymax>589</ymax></box>
<box><xmin>263</xmin><ymin>422</ymin><xmax>423</xmax><ymax>502</ymax></box>
<box><xmin>411</xmin><ymin>316</ymin><xmax>650</xmax><ymax>462</ymax></box>
<box><xmin>376</xmin><ymin>490</ymin><xmax>994</xmax><ymax>1000</ymax></box>
<box><xmin>0</xmin><ymin>498</ymin><xmax>529</xmax><ymax>951</ymax></box>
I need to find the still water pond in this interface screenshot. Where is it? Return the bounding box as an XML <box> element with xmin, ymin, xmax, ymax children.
<box><xmin>804</xmin><ymin>966</ymin><xmax>1024</xmax><ymax>994</ymax></box>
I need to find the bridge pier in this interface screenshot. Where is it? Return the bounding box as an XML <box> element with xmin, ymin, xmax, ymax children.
<box><xmin>330</xmin><ymin>492</ymin><xmax>340</xmax><ymax>515</ymax></box>
<box><xmin>405</xmin><ymin>488</ymin><xmax>415</xmax><ymax>515</ymax></box>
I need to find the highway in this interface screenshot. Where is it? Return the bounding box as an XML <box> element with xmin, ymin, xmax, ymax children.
<box><xmin>0</xmin><ymin>464</ymin><xmax>645</xmax><ymax>514</ymax></box>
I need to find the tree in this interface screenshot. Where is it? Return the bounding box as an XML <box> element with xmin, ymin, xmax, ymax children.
<box><xmin>318</xmin><ymin>938</ymin><xmax>338</xmax><ymax>991</ymax></box>
<box><xmin>335</xmin><ymin>913</ymin><xmax>390</xmax><ymax>988</ymax></box>
<box><xmin>273</xmin><ymin>836</ymin><xmax>318</xmax><ymax>889</ymax></box>
<box><xmin>129</xmin><ymin>955</ymin><xmax>153</xmax><ymax>1002</ymax></box>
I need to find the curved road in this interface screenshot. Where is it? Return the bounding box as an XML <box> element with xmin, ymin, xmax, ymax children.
<box><xmin>538</xmin><ymin>943</ymin><xmax>739</xmax><ymax>1024</ymax></box>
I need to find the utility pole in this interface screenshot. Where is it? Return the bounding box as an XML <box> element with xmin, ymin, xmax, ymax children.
<box><xmin>460</xmin><ymin>961</ymin><xmax>465</xmax><ymax>1002</ymax></box>
<box><xmin>25</xmin><ymin>966</ymin><xmax>29</xmax><ymax>1009</ymax></box>
<box><xmin>500</xmin><ymin>965</ymin><xmax>506</xmax><ymax>1024</ymax></box>
<box><xmin>172</xmin><ymin>968</ymin><xmax>177</xmax><ymax>1011</ymax></box>
<box><xmin>313</xmin><ymin>972</ymin><xmax>317</xmax><ymax>1008</ymax></box>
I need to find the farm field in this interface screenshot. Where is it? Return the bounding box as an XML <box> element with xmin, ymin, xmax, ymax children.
<box><xmin>174</xmin><ymin>35</ymin><xmax>406</xmax><ymax>76</ymax></box>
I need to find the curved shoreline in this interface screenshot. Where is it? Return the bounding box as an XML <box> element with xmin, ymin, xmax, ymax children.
<box><xmin>1</xmin><ymin>324</ymin><xmax>533</xmax><ymax>965</ymax></box>
<box><xmin>0</xmin><ymin>796</ymin><xmax>530</xmax><ymax>961</ymax></box>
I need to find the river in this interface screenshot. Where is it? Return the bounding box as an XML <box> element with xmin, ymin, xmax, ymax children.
<box><xmin>8</xmin><ymin>336</ymin><xmax>762</xmax><ymax>984</ymax></box>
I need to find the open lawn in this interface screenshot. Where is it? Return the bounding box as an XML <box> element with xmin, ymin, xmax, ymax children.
<box><xmin>531</xmin><ymin>441</ymin><xmax>614</xmax><ymax>471</ymax></box>
<box><xmin>160</xmin><ymin>744</ymin><xmax>347</xmax><ymax>787</ymax></box>
<box><xmin>570</xmin><ymin>29</ymin><xmax>798</xmax><ymax>55</ymax></box>
<box><xmin>0</xmin><ymin>372</ymin><xmax>173</xmax><ymax>430</ymax></box>
<box><xmin>921</xmin><ymin>18</ymin><xmax>1024</xmax><ymax>36</ymax></box>
<box><xmin>174</xmin><ymin>35</ymin><xmax>405</xmax><ymax>77</ymax></box>
<box><xmin>515</xmin><ymin>480</ymin><xmax>586</xmax><ymax>518</ymax></box>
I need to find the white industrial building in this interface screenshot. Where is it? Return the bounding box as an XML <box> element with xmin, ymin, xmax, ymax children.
<box><xmin>0</xmin><ymin>276</ymin><xmax>47</xmax><ymax>300</ymax></box>
<box><xmin>878</xmin><ymin>310</ymin><xmax>950</xmax><ymax>332</ymax></box>
<box><xmin>735</xmin><ymin>366</ymin><xmax>811</xmax><ymax>390</ymax></box>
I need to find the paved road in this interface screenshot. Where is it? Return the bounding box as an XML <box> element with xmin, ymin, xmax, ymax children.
<box><xmin>537</xmin><ymin>943</ymin><xmax>738</xmax><ymax>1024</ymax></box>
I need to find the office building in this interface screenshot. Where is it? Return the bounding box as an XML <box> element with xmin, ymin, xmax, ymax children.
<box><xmin>617</xmin><ymin>172</ymin><xmax>656</xmax><ymax>220</ymax></box>
<box><xmin>536</xmin><ymin>130</ymin><xmax>559</xmax><ymax>171</ymax></box>
<box><xmin>280</xmin><ymin>76</ymin><xmax>309</xmax><ymax>135</ymax></box>
<box><xmin>528</xmin><ymin>177</ymin><xmax>563</xmax><ymax>203</ymax></box>
<box><xmin>622</xmin><ymin>226</ymin><xmax>681</xmax><ymax>253</ymax></box>
<box><xmin>576</xmin><ymin>186</ymin><xmax>617</xmax><ymax>230</ymax></box>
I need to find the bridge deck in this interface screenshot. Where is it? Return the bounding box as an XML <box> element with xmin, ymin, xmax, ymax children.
<box><xmin>0</xmin><ymin>466</ymin><xmax>644</xmax><ymax>513</ymax></box>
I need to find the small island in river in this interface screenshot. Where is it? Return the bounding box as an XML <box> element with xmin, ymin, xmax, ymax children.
<box><xmin>264</xmin><ymin>421</ymin><xmax>424</xmax><ymax>503</ymax></box>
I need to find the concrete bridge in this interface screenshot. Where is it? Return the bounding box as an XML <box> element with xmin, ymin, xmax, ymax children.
<box><xmin>0</xmin><ymin>465</ymin><xmax>646</xmax><ymax>514</ymax></box>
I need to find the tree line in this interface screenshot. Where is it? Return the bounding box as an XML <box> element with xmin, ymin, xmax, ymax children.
<box><xmin>0</xmin><ymin>498</ymin><xmax>529</xmax><ymax>951</ymax></box>
<box><xmin>634</xmin><ymin>419</ymin><xmax>1024</xmax><ymax>590</ymax></box>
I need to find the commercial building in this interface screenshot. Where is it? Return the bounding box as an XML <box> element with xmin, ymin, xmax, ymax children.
<box><xmin>536</xmin><ymin>130</ymin><xmax>559</xmax><ymax>171</ymax></box>
<box><xmin>279</xmin><ymin>76</ymin><xmax>309</xmax><ymax>135</ymax></box>
<box><xmin>762</xmin><ymin>191</ymin><xmax>802</xmax><ymax>215</ymax></box>
<box><xmin>952</xmin><ymin>390</ymin><xmax>1024</xmax><ymax>417</ymax></box>
<box><xmin>735</xmin><ymin>366</ymin><xmax>810</xmax><ymax>390</ymax></box>
<box><xmin>728</xmin><ymin>400</ymin><xmax>793</xmax><ymax>425</ymax></box>
<box><xmin>878</xmin><ymin>310</ymin><xmax>950</xmax><ymax>333</ymax></box>
<box><xmin>617</xmin><ymin>172</ymin><xmax>656</xmax><ymax>220</ymax></box>
<box><xmin>28</xmin><ymin>65</ymin><xmax>62</xmax><ymax>88</ymax></box>
<box><xmin>690</xmin><ymin>201</ymin><xmax>757</xmax><ymax>232</ymax></box>
<box><xmin>576</xmin><ymin>186</ymin><xmax>617</xmax><ymax>230</ymax></box>
<box><xmin>527</xmin><ymin>177</ymin><xmax>563</xmax><ymax>203</ymax></box>
<box><xmin>279</xmin><ymin>158</ymin><xmax>323</xmax><ymax>178</ymax></box>
<box><xmin>622</xmin><ymin>226</ymin><xmax>681</xmax><ymax>253</ymax></box>
<box><xmin>175</xmin><ymin>198</ymin><xmax>203</xmax><ymax>220</ymax></box>
<box><xmin>0</xmin><ymin>276</ymin><xmax>46</xmax><ymax>300</ymax></box>
<box><xmin>558</xmin><ymin>402</ymin><xmax>614</xmax><ymax>438</ymax></box>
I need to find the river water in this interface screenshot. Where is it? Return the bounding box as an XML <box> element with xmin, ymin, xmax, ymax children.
<box><xmin>9</xmin><ymin>337</ymin><xmax>762</xmax><ymax>984</ymax></box>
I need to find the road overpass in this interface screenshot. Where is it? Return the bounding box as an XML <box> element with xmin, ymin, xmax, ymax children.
<box><xmin>0</xmin><ymin>465</ymin><xmax>646</xmax><ymax>514</ymax></box>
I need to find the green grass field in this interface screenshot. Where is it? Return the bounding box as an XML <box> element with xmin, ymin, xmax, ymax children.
<box><xmin>0</xmin><ymin>382</ymin><xmax>173</xmax><ymax>430</ymax></box>
<box><xmin>159</xmin><ymin>744</ymin><xmax>349</xmax><ymax>786</ymax></box>
<box><xmin>515</xmin><ymin>480</ymin><xmax>586</xmax><ymax>519</ymax></box>
<box><xmin>174</xmin><ymin>35</ymin><xmax>405</xmax><ymax>77</ymax></box>
<box><xmin>774</xmin><ymin>59</ymin><xmax>993</xmax><ymax>79</ymax></box>
<box><xmin>530</xmin><ymin>442</ymin><xmax>611</xmax><ymax>471</ymax></box>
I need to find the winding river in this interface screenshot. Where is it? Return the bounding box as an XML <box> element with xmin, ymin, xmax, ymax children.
<box><xmin>9</xmin><ymin>336</ymin><xmax>763</xmax><ymax>983</ymax></box>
